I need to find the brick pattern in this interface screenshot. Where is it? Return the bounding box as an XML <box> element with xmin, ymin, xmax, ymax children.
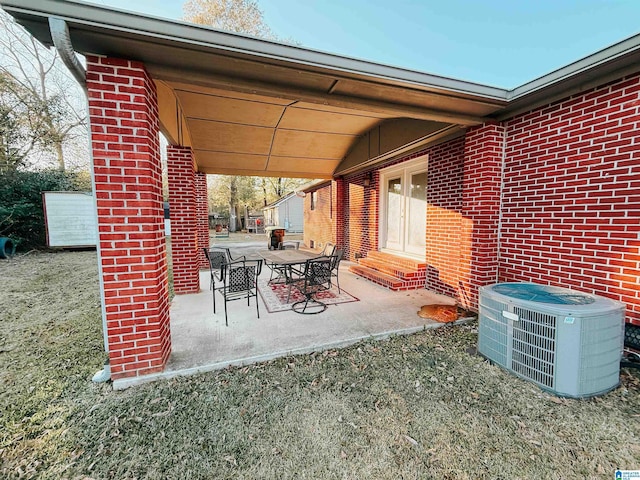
<box><xmin>303</xmin><ymin>183</ymin><xmax>333</xmax><ymax>249</ymax></box>
<box><xmin>167</xmin><ymin>146</ymin><xmax>199</xmax><ymax>294</ymax></box>
<box><xmin>423</xmin><ymin>137</ymin><xmax>466</xmax><ymax>300</ymax></box>
<box><xmin>86</xmin><ymin>56</ymin><xmax>170</xmax><ymax>379</ymax></box>
<box><xmin>195</xmin><ymin>171</ymin><xmax>209</xmax><ymax>269</ymax></box>
<box><xmin>343</xmin><ymin>170</ymin><xmax>379</xmax><ymax>261</ymax></box>
<box><xmin>501</xmin><ymin>74</ymin><xmax>640</xmax><ymax>325</ymax></box>
<box><xmin>461</xmin><ymin>124</ymin><xmax>504</xmax><ymax>309</ymax></box>
<box><xmin>332</xmin><ymin>178</ymin><xmax>346</xmax><ymax>249</ymax></box>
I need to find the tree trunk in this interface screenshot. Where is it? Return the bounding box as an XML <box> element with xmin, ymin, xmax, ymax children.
<box><xmin>261</xmin><ymin>178</ymin><xmax>268</xmax><ymax>206</ymax></box>
<box><xmin>55</xmin><ymin>141</ymin><xmax>65</xmax><ymax>172</ymax></box>
<box><xmin>229</xmin><ymin>177</ymin><xmax>238</xmax><ymax>231</ymax></box>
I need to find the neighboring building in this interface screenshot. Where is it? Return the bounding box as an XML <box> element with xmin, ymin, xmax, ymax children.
<box><xmin>263</xmin><ymin>192</ymin><xmax>304</xmax><ymax>233</ymax></box>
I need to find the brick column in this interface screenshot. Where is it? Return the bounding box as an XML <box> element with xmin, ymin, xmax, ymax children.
<box><xmin>332</xmin><ymin>177</ymin><xmax>346</xmax><ymax>250</ymax></box>
<box><xmin>195</xmin><ymin>172</ymin><xmax>209</xmax><ymax>269</ymax></box>
<box><xmin>461</xmin><ymin>123</ymin><xmax>505</xmax><ymax>309</ymax></box>
<box><xmin>167</xmin><ymin>146</ymin><xmax>200</xmax><ymax>293</ymax></box>
<box><xmin>86</xmin><ymin>56</ymin><xmax>170</xmax><ymax>379</ymax></box>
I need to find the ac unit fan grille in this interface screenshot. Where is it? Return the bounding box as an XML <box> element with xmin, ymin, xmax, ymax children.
<box><xmin>511</xmin><ymin>307</ymin><xmax>556</xmax><ymax>388</ymax></box>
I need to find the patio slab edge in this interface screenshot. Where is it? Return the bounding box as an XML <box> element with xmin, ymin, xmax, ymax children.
<box><xmin>112</xmin><ymin>319</ymin><xmax>473</xmax><ymax>390</ymax></box>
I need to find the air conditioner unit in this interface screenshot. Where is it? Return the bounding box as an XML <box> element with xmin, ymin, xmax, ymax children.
<box><xmin>478</xmin><ymin>283</ymin><xmax>625</xmax><ymax>398</ymax></box>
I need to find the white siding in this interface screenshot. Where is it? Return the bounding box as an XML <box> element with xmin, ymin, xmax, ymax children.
<box><xmin>281</xmin><ymin>195</ymin><xmax>304</xmax><ymax>233</ymax></box>
<box><xmin>263</xmin><ymin>194</ymin><xmax>304</xmax><ymax>233</ymax></box>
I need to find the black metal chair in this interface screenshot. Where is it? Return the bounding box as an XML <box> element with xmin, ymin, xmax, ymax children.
<box><xmin>214</xmin><ymin>259</ymin><xmax>263</xmax><ymax>326</ymax></box>
<box><xmin>330</xmin><ymin>248</ymin><xmax>344</xmax><ymax>293</ymax></box>
<box><xmin>291</xmin><ymin>256</ymin><xmax>332</xmax><ymax>314</ymax></box>
<box><xmin>204</xmin><ymin>247</ymin><xmax>245</xmax><ymax>291</ymax></box>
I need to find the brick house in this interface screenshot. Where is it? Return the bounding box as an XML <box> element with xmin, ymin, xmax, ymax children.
<box><xmin>4</xmin><ymin>0</ymin><xmax>639</xmax><ymax>381</ymax></box>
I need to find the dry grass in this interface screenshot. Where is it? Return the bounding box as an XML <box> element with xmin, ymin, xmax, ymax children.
<box><xmin>1</xmin><ymin>250</ymin><xmax>639</xmax><ymax>479</ymax></box>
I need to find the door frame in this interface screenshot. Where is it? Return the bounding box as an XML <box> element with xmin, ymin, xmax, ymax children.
<box><xmin>378</xmin><ymin>155</ymin><xmax>428</xmax><ymax>259</ymax></box>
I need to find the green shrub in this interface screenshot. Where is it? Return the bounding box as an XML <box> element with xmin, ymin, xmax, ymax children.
<box><xmin>0</xmin><ymin>169</ymin><xmax>87</xmax><ymax>250</ymax></box>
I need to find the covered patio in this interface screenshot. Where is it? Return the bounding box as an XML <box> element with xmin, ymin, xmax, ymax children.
<box><xmin>8</xmin><ymin>0</ymin><xmax>639</xmax><ymax>386</ymax></box>
<box><xmin>4</xmin><ymin>0</ymin><xmax>505</xmax><ymax>383</ymax></box>
<box><xmin>116</xmin><ymin>238</ymin><xmax>464</xmax><ymax>389</ymax></box>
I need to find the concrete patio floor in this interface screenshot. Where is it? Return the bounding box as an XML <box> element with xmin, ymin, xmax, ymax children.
<box><xmin>114</xmin><ymin>237</ymin><xmax>464</xmax><ymax>389</ymax></box>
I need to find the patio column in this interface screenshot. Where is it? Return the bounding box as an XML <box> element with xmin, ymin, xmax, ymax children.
<box><xmin>195</xmin><ymin>171</ymin><xmax>210</xmax><ymax>269</ymax></box>
<box><xmin>461</xmin><ymin>122</ymin><xmax>505</xmax><ymax>309</ymax></box>
<box><xmin>167</xmin><ymin>145</ymin><xmax>200</xmax><ymax>293</ymax></box>
<box><xmin>86</xmin><ymin>56</ymin><xmax>171</xmax><ymax>379</ymax></box>
<box><xmin>332</xmin><ymin>177</ymin><xmax>346</xmax><ymax>249</ymax></box>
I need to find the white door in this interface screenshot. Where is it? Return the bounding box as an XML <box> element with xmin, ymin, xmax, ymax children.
<box><xmin>385</xmin><ymin>175</ymin><xmax>404</xmax><ymax>251</ymax></box>
<box><xmin>380</xmin><ymin>156</ymin><xmax>428</xmax><ymax>257</ymax></box>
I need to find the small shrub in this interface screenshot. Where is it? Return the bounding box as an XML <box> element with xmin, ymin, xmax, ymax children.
<box><xmin>0</xmin><ymin>169</ymin><xmax>87</xmax><ymax>250</ymax></box>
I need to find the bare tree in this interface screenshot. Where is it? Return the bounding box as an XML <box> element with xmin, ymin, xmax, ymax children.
<box><xmin>0</xmin><ymin>12</ymin><xmax>86</xmax><ymax>171</ymax></box>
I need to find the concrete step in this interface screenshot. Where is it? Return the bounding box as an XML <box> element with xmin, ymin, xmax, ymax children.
<box><xmin>366</xmin><ymin>251</ymin><xmax>427</xmax><ymax>270</ymax></box>
<box><xmin>349</xmin><ymin>265</ymin><xmax>404</xmax><ymax>290</ymax></box>
<box><xmin>349</xmin><ymin>264</ymin><xmax>428</xmax><ymax>291</ymax></box>
<box><xmin>359</xmin><ymin>257</ymin><xmax>425</xmax><ymax>281</ymax></box>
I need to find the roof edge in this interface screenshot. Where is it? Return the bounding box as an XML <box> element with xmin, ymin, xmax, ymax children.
<box><xmin>0</xmin><ymin>0</ymin><xmax>508</xmax><ymax>101</ymax></box>
<box><xmin>507</xmin><ymin>31</ymin><xmax>640</xmax><ymax>100</ymax></box>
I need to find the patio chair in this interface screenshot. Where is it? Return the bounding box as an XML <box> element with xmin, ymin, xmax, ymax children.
<box><xmin>291</xmin><ymin>256</ymin><xmax>332</xmax><ymax>314</ymax></box>
<box><xmin>330</xmin><ymin>248</ymin><xmax>344</xmax><ymax>293</ymax></box>
<box><xmin>214</xmin><ymin>258</ymin><xmax>263</xmax><ymax>326</ymax></box>
<box><xmin>204</xmin><ymin>247</ymin><xmax>245</xmax><ymax>291</ymax></box>
<box><xmin>321</xmin><ymin>242</ymin><xmax>336</xmax><ymax>256</ymax></box>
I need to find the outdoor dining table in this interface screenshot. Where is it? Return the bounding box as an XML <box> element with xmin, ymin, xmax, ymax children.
<box><xmin>258</xmin><ymin>249</ymin><xmax>323</xmax><ymax>302</ymax></box>
<box><xmin>258</xmin><ymin>249</ymin><xmax>321</xmax><ymax>267</ymax></box>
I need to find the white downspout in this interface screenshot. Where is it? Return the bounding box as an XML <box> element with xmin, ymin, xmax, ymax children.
<box><xmin>49</xmin><ymin>17</ymin><xmax>111</xmax><ymax>382</ymax></box>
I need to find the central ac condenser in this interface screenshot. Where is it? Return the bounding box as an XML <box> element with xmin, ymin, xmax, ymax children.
<box><xmin>478</xmin><ymin>283</ymin><xmax>625</xmax><ymax>398</ymax></box>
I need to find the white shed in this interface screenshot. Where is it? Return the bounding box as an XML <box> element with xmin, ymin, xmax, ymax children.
<box><xmin>263</xmin><ymin>192</ymin><xmax>304</xmax><ymax>233</ymax></box>
<box><xmin>43</xmin><ymin>191</ymin><xmax>97</xmax><ymax>247</ymax></box>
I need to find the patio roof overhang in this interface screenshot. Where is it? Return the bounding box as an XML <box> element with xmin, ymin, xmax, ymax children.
<box><xmin>1</xmin><ymin>0</ymin><xmax>509</xmax><ymax>179</ymax></box>
<box><xmin>4</xmin><ymin>1</ymin><xmax>640</xmax><ymax>179</ymax></box>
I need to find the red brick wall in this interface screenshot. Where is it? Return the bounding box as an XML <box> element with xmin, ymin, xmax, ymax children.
<box><xmin>501</xmin><ymin>74</ymin><xmax>640</xmax><ymax>325</ymax></box>
<box><xmin>303</xmin><ymin>183</ymin><xmax>333</xmax><ymax>249</ymax></box>
<box><xmin>195</xmin><ymin>172</ymin><xmax>209</xmax><ymax>269</ymax></box>
<box><xmin>461</xmin><ymin>124</ymin><xmax>505</xmax><ymax>308</ymax></box>
<box><xmin>167</xmin><ymin>146</ymin><xmax>199</xmax><ymax>294</ymax></box>
<box><xmin>423</xmin><ymin>137</ymin><xmax>466</xmax><ymax>300</ymax></box>
<box><xmin>332</xmin><ymin>178</ymin><xmax>346</xmax><ymax>250</ymax></box>
<box><xmin>87</xmin><ymin>56</ymin><xmax>171</xmax><ymax>379</ymax></box>
<box><xmin>343</xmin><ymin>170</ymin><xmax>379</xmax><ymax>260</ymax></box>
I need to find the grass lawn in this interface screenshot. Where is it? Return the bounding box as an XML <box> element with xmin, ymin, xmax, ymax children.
<box><xmin>1</xmin><ymin>250</ymin><xmax>639</xmax><ymax>479</ymax></box>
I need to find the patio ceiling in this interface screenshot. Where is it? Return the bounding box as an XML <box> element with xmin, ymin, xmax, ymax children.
<box><xmin>2</xmin><ymin>0</ymin><xmax>509</xmax><ymax>179</ymax></box>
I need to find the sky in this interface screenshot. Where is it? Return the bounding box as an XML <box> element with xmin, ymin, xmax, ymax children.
<box><xmin>85</xmin><ymin>0</ymin><xmax>640</xmax><ymax>89</ymax></box>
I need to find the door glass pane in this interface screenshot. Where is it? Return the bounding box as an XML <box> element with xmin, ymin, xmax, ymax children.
<box><xmin>407</xmin><ymin>172</ymin><xmax>427</xmax><ymax>249</ymax></box>
<box><xmin>387</xmin><ymin>177</ymin><xmax>402</xmax><ymax>244</ymax></box>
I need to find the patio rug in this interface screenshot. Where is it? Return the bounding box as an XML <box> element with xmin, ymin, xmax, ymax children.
<box><xmin>258</xmin><ymin>278</ymin><xmax>359</xmax><ymax>313</ymax></box>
